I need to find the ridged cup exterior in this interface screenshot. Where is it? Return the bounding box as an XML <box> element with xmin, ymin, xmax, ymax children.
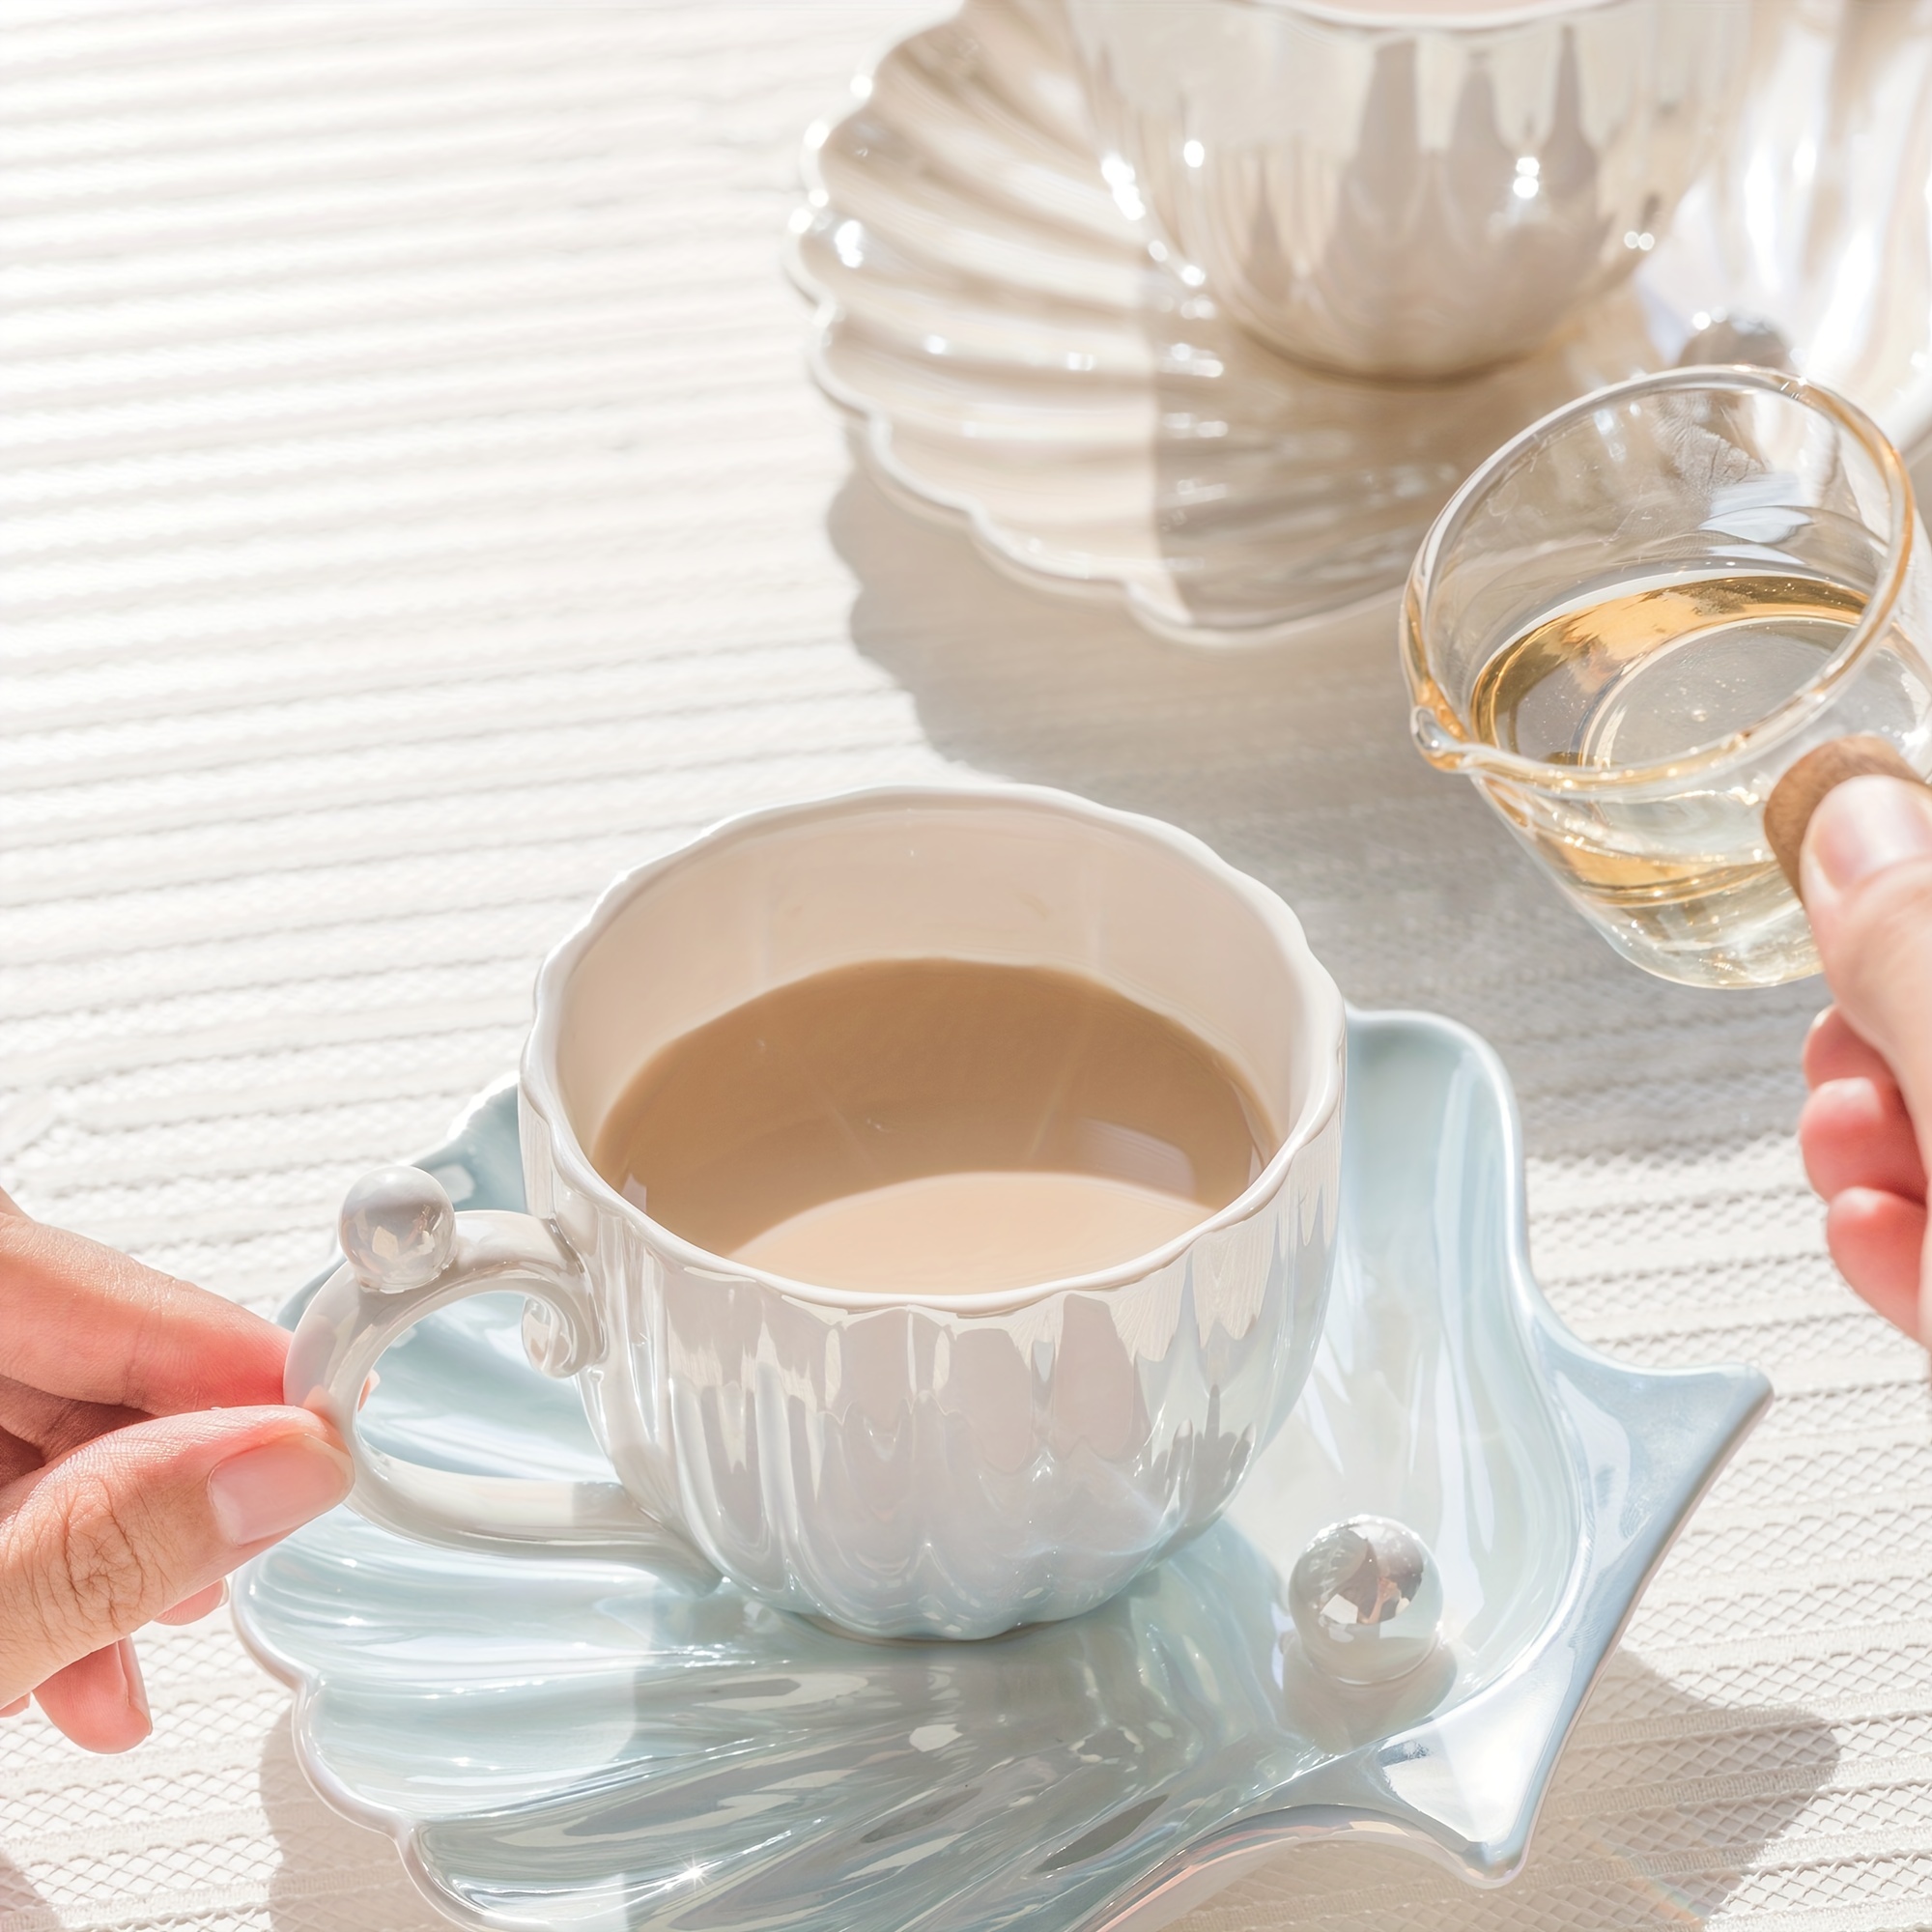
<box><xmin>522</xmin><ymin>1071</ymin><xmax>1341</xmax><ymax>1640</ymax></box>
<box><xmin>1067</xmin><ymin>0</ymin><xmax>1745</xmax><ymax>379</ymax></box>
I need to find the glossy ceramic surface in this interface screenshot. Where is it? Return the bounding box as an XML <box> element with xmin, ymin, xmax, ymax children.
<box><xmin>238</xmin><ymin>1010</ymin><xmax>1768</xmax><ymax>1932</ymax></box>
<box><xmin>788</xmin><ymin>0</ymin><xmax>1932</xmax><ymax>644</ymax></box>
<box><xmin>1066</xmin><ymin>0</ymin><xmax>1744</xmax><ymax>379</ymax></box>
<box><xmin>285</xmin><ymin>785</ymin><xmax>1346</xmax><ymax>1639</ymax></box>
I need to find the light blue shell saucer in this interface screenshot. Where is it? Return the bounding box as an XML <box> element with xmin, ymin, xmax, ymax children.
<box><xmin>236</xmin><ymin>1010</ymin><xmax>1768</xmax><ymax>1932</ymax></box>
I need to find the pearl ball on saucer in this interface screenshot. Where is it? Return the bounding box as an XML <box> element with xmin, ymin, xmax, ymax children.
<box><xmin>1289</xmin><ymin>1515</ymin><xmax>1444</xmax><ymax>1686</ymax></box>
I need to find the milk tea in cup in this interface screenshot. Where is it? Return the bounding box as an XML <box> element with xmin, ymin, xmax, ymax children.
<box><xmin>288</xmin><ymin>785</ymin><xmax>1347</xmax><ymax>1637</ymax></box>
<box><xmin>594</xmin><ymin>957</ymin><xmax>1279</xmax><ymax>1294</ymax></box>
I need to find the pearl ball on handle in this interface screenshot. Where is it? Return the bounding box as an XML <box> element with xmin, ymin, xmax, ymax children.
<box><xmin>339</xmin><ymin>1166</ymin><xmax>457</xmax><ymax>1293</ymax></box>
<box><xmin>1289</xmin><ymin>1515</ymin><xmax>1443</xmax><ymax>1687</ymax></box>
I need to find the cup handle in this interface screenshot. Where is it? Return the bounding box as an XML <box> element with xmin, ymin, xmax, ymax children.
<box><xmin>283</xmin><ymin>1165</ymin><xmax>718</xmax><ymax>1590</ymax></box>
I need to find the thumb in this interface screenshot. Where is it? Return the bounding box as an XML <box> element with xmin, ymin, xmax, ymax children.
<box><xmin>1802</xmin><ymin>774</ymin><xmax>1932</xmax><ymax>1327</ymax></box>
<box><xmin>1803</xmin><ymin>776</ymin><xmax>1932</xmax><ymax>1128</ymax></box>
<box><xmin>0</xmin><ymin>1406</ymin><xmax>351</xmax><ymax>1708</ymax></box>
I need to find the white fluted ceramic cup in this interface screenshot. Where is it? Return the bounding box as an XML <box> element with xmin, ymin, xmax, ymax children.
<box><xmin>1065</xmin><ymin>0</ymin><xmax>1747</xmax><ymax>380</ymax></box>
<box><xmin>286</xmin><ymin>786</ymin><xmax>1346</xmax><ymax>1639</ymax></box>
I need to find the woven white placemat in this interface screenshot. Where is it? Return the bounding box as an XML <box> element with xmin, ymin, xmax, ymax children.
<box><xmin>2</xmin><ymin>5</ymin><xmax>1928</xmax><ymax>1929</ymax></box>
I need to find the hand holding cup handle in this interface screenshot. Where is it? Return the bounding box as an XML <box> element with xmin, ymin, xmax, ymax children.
<box><xmin>283</xmin><ymin>1165</ymin><xmax>719</xmax><ymax>1588</ymax></box>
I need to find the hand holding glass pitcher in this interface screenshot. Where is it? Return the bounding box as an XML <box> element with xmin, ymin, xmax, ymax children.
<box><xmin>1404</xmin><ymin>365</ymin><xmax>1932</xmax><ymax>1343</ymax></box>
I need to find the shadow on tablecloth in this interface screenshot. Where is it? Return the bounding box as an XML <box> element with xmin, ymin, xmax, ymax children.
<box><xmin>0</xmin><ymin>1854</ymin><xmax>44</xmax><ymax>1921</ymax></box>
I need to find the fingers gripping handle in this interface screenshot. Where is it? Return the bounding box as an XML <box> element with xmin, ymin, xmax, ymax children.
<box><xmin>284</xmin><ymin>1166</ymin><xmax>716</xmax><ymax>1589</ymax></box>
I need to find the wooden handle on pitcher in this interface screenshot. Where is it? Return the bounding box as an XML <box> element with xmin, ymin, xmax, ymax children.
<box><xmin>1765</xmin><ymin>736</ymin><xmax>1928</xmax><ymax>893</ymax></box>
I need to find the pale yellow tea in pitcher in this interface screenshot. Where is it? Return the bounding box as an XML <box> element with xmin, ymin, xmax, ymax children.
<box><xmin>1463</xmin><ymin>569</ymin><xmax>1868</xmax><ymax>982</ymax></box>
<box><xmin>1406</xmin><ymin>369</ymin><xmax>1932</xmax><ymax>989</ymax></box>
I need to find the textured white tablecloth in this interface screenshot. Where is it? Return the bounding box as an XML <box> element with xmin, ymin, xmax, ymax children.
<box><xmin>3</xmin><ymin>6</ymin><xmax>1930</xmax><ymax>1928</ymax></box>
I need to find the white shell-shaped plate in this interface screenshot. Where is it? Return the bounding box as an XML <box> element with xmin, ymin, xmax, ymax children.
<box><xmin>236</xmin><ymin>1012</ymin><xmax>1767</xmax><ymax>1932</ymax></box>
<box><xmin>787</xmin><ymin>0</ymin><xmax>1932</xmax><ymax>646</ymax></box>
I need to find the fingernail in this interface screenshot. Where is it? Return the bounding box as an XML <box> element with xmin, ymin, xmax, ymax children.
<box><xmin>158</xmin><ymin>1578</ymin><xmax>229</xmax><ymax>1626</ymax></box>
<box><xmin>1806</xmin><ymin>775</ymin><xmax>1932</xmax><ymax>894</ymax></box>
<box><xmin>209</xmin><ymin>1435</ymin><xmax>354</xmax><ymax>1547</ymax></box>
<box><xmin>117</xmin><ymin>1638</ymin><xmax>150</xmax><ymax>1727</ymax></box>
